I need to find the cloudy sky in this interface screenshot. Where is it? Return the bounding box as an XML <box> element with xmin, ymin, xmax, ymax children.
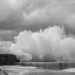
<box><xmin>1</xmin><ymin>0</ymin><xmax>75</xmax><ymax>61</ymax></box>
<box><xmin>0</xmin><ymin>0</ymin><xmax>75</xmax><ymax>41</ymax></box>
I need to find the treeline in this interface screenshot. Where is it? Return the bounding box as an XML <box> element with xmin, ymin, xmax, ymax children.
<box><xmin>0</xmin><ymin>54</ymin><xmax>19</xmax><ymax>65</ymax></box>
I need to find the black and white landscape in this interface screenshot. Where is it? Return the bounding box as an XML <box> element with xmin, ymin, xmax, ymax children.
<box><xmin>0</xmin><ymin>0</ymin><xmax>75</xmax><ymax>75</ymax></box>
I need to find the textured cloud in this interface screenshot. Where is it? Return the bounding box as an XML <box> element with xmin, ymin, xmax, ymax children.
<box><xmin>0</xmin><ymin>30</ymin><xmax>18</xmax><ymax>41</ymax></box>
<box><xmin>0</xmin><ymin>0</ymin><xmax>75</xmax><ymax>33</ymax></box>
<box><xmin>9</xmin><ymin>26</ymin><xmax>75</xmax><ymax>62</ymax></box>
<box><xmin>0</xmin><ymin>41</ymin><xmax>12</xmax><ymax>54</ymax></box>
<box><xmin>23</xmin><ymin>0</ymin><xmax>75</xmax><ymax>27</ymax></box>
<box><xmin>0</xmin><ymin>0</ymin><xmax>75</xmax><ymax>62</ymax></box>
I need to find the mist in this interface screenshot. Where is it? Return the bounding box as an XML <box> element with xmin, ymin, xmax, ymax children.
<box><xmin>9</xmin><ymin>26</ymin><xmax>75</xmax><ymax>62</ymax></box>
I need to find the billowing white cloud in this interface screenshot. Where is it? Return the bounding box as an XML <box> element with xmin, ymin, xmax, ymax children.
<box><xmin>9</xmin><ymin>26</ymin><xmax>75</xmax><ymax>62</ymax></box>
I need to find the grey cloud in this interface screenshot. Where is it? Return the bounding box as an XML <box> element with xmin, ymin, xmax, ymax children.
<box><xmin>22</xmin><ymin>0</ymin><xmax>75</xmax><ymax>33</ymax></box>
<box><xmin>0</xmin><ymin>0</ymin><xmax>75</xmax><ymax>34</ymax></box>
<box><xmin>0</xmin><ymin>30</ymin><xmax>18</xmax><ymax>41</ymax></box>
<box><xmin>0</xmin><ymin>41</ymin><xmax>12</xmax><ymax>54</ymax></box>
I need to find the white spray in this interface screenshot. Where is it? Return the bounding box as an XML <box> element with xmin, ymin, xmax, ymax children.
<box><xmin>9</xmin><ymin>26</ymin><xmax>75</xmax><ymax>62</ymax></box>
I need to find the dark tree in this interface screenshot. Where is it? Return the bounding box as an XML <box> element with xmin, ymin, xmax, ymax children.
<box><xmin>0</xmin><ymin>54</ymin><xmax>19</xmax><ymax>65</ymax></box>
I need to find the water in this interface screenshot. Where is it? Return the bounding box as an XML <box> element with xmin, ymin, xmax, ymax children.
<box><xmin>0</xmin><ymin>62</ymin><xmax>75</xmax><ymax>75</ymax></box>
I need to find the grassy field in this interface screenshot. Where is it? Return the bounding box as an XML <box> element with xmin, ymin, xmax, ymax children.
<box><xmin>0</xmin><ymin>66</ymin><xmax>75</xmax><ymax>75</ymax></box>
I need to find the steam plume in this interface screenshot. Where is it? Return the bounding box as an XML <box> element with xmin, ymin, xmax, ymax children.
<box><xmin>9</xmin><ymin>26</ymin><xmax>75</xmax><ymax>62</ymax></box>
